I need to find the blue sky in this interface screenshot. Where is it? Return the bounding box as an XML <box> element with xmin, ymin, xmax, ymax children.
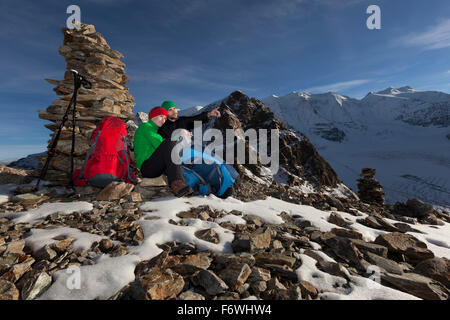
<box><xmin>0</xmin><ymin>0</ymin><xmax>449</xmax><ymax>159</ymax></box>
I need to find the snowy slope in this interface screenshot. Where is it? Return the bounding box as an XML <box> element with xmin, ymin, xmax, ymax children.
<box><xmin>3</xmin><ymin>193</ymin><xmax>448</xmax><ymax>300</ymax></box>
<box><xmin>180</xmin><ymin>87</ymin><xmax>450</xmax><ymax>208</ymax></box>
<box><xmin>0</xmin><ymin>158</ymin><xmax>19</xmax><ymax>165</ymax></box>
<box><xmin>0</xmin><ymin>152</ymin><xmax>45</xmax><ymax>170</ymax></box>
<box><xmin>261</xmin><ymin>86</ymin><xmax>450</xmax><ymax>208</ymax></box>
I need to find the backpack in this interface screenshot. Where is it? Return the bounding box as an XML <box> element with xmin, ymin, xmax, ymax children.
<box><xmin>72</xmin><ymin>116</ymin><xmax>136</xmax><ymax>188</ymax></box>
<box><xmin>180</xmin><ymin>147</ymin><xmax>239</xmax><ymax>197</ymax></box>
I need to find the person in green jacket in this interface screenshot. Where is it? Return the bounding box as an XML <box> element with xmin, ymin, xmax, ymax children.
<box><xmin>134</xmin><ymin>106</ymin><xmax>193</xmax><ymax>197</ymax></box>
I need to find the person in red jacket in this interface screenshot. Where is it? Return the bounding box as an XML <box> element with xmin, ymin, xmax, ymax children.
<box><xmin>134</xmin><ymin>106</ymin><xmax>193</xmax><ymax>197</ymax></box>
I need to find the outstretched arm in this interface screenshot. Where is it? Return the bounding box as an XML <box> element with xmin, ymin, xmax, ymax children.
<box><xmin>178</xmin><ymin>107</ymin><xmax>221</xmax><ymax>130</ymax></box>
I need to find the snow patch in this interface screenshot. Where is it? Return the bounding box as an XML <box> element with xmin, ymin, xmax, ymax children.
<box><xmin>296</xmin><ymin>253</ymin><xmax>420</xmax><ymax>300</ymax></box>
<box><xmin>1</xmin><ymin>201</ymin><xmax>93</xmax><ymax>224</ymax></box>
<box><xmin>25</xmin><ymin>227</ymin><xmax>106</xmax><ymax>253</ymax></box>
<box><xmin>4</xmin><ymin>193</ymin><xmax>448</xmax><ymax>300</ymax></box>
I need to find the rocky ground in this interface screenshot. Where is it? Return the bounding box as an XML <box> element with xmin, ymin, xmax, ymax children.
<box><xmin>3</xmin><ymin>22</ymin><xmax>448</xmax><ymax>301</ymax></box>
<box><xmin>0</xmin><ymin>165</ymin><xmax>449</xmax><ymax>300</ymax></box>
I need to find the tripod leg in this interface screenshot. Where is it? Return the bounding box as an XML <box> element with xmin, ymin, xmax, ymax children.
<box><xmin>35</xmin><ymin>89</ymin><xmax>77</xmax><ymax>190</ymax></box>
<box><xmin>68</xmin><ymin>76</ymin><xmax>82</xmax><ymax>189</ymax></box>
<box><xmin>69</xmin><ymin>87</ymin><xmax>78</xmax><ymax>188</ymax></box>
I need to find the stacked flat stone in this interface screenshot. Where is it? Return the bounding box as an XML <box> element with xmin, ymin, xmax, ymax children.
<box><xmin>36</xmin><ymin>23</ymin><xmax>135</xmax><ymax>184</ymax></box>
<box><xmin>357</xmin><ymin>168</ymin><xmax>385</xmax><ymax>205</ymax></box>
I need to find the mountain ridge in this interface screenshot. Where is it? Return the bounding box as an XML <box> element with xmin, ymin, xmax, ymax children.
<box><xmin>180</xmin><ymin>86</ymin><xmax>450</xmax><ymax>208</ymax></box>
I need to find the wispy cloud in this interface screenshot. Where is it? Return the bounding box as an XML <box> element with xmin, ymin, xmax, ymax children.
<box><xmin>0</xmin><ymin>144</ymin><xmax>46</xmax><ymax>161</ymax></box>
<box><xmin>304</xmin><ymin>79</ymin><xmax>371</xmax><ymax>93</ymax></box>
<box><xmin>0</xmin><ymin>2</ymin><xmax>59</xmax><ymax>42</ymax></box>
<box><xmin>157</xmin><ymin>0</ymin><xmax>364</xmax><ymax>27</ymax></box>
<box><xmin>313</xmin><ymin>0</ymin><xmax>366</xmax><ymax>8</ymax></box>
<box><xmin>0</xmin><ymin>64</ymin><xmax>61</xmax><ymax>94</ymax></box>
<box><xmin>131</xmin><ymin>66</ymin><xmax>197</xmax><ymax>83</ymax></box>
<box><xmin>397</xmin><ymin>19</ymin><xmax>450</xmax><ymax>50</ymax></box>
<box><xmin>87</xmin><ymin>0</ymin><xmax>135</xmax><ymax>4</ymax></box>
<box><xmin>129</xmin><ymin>65</ymin><xmax>258</xmax><ymax>92</ymax></box>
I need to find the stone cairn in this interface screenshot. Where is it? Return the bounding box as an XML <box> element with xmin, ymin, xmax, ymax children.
<box><xmin>35</xmin><ymin>23</ymin><xmax>135</xmax><ymax>184</ymax></box>
<box><xmin>357</xmin><ymin>168</ymin><xmax>385</xmax><ymax>205</ymax></box>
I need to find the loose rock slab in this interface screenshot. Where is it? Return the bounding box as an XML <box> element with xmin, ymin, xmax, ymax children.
<box><xmin>374</xmin><ymin>232</ymin><xmax>434</xmax><ymax>263</ymax></box>
<box><xmin>97</xmin><ymin>182</ymin><xmax>134</xmax><ymax>201</ymax></box>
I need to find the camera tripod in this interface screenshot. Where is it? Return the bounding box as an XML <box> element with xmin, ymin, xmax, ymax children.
<box><xmin>35</xmin><ymin>70</ymin><xmax>91</xmax><ymax>191</ymax></box>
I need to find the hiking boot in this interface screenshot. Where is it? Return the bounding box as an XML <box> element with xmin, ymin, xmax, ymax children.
<box><xmin>170</xmin><ymin>179</ymin><xmax>194</xmax><ymax>197</ymax></box>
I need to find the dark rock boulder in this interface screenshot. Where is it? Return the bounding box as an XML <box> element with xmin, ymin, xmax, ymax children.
<box><xmin>203</xmin><ymin>91</ymin><xmax>342</xmax><ymax>195</ymax></box>
<box><xmin>413</xmin><ymin>257</ymin><xmax>450</xmax><ymax>288</ymax></box>
<box><xmin>374</xmin><ymin>232</ymin><xmax>434</xmax><ymax>264</ymax></box>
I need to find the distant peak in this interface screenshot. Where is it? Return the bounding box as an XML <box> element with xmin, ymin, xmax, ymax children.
<box><xmin>376</xmin><ymin>86</ymin><xmax>415</xmax><ymax>95</ymax></box>
<box><xmin>397</xmin><ymin>86</ymin><xmax>415</xmax><ymax>92</ymax></box>
<box><xmin>376</xmin><ymin>87</ymin><xmax>400</xmax><ymax>94</ymax></box>
<box><xmin>331</xmin><ymin>92</ymin><xmax>347</xmax><ymax>99</ymax></box>
<box><xmin>290</xmin><ymin>91</ymin><xmax>311</xmax><ymax>98</ymax></box>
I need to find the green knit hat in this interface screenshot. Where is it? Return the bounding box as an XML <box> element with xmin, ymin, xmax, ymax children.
<box><xmin>161</xmin><ymin>100</ymin><xmax>177</xmax><ymax>111</ymax></box>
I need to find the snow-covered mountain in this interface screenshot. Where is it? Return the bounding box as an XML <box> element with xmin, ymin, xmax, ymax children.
<box><xmin>181</xmin><ymin>86</ymin><xmax>450</xmax><ymax>208</ymax></box>
<box><xmin>2</xmin><ymin>152</ymin><xmax>45</xmax><ymax>170</ymax></box>
<box><xmin>262</xmin><ymin>86</ymin><xmax>449</xmax><ymax>142</ymax></box>
<box><xmin>260</xmin><ymin>86</ymin><xmax>450</xmax><ymax>208</ymax></box>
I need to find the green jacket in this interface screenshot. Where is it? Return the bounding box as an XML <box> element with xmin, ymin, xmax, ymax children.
<box><xmin>133</xmin><ymin>120</ymin><xmax>164</xmax><ymax>170</ymax></box>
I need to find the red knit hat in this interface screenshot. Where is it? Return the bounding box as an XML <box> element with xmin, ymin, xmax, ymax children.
<box><xmin>149</xmin><ymin>107</ymin><xmax>168</xmax><ymax>120</ymax></box>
